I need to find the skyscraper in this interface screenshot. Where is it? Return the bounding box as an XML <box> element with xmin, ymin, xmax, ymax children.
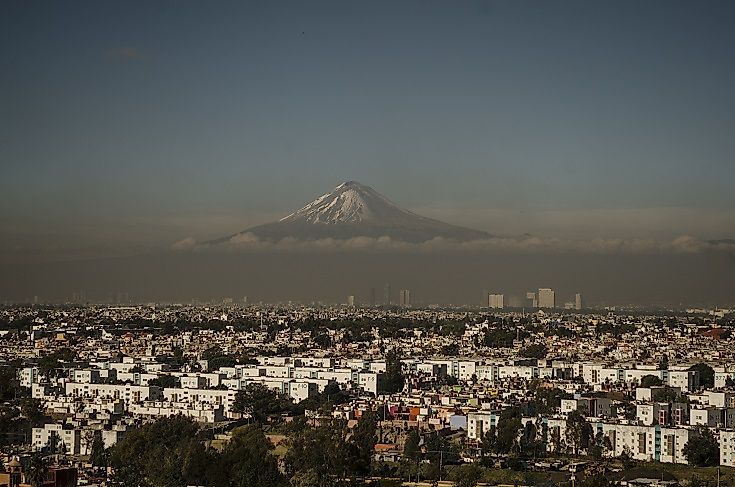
<box><xmin>347</xmin><ymin>295</ymin><xmax>355</xmax><ymax>307</ymax></box>
<box><xmin>369</xmin><ymin>288</ymin><xmax>376</xmax><ymax>307</ymax></box>
<box><xmin>399</xmin><ymin>289</ymin><xmax>411</xmax><ymax>307</ymax></box>
<box><xmin>526</xmin><ymin>292</ymin><xmax>538</xmax><ymax>308</ymax></box>
<box><xmin>575</xmin><ymin>293</ymin><xmax>583</xmax><ymax>310</ymax></box>
<box><xmin>538</xmin><ymin>288</ymin><xmax>555</xmax><ymax>308</ymax></box>
<box><xmin>488</xmin><ymin>293</ymin><xmax>504</xmax><ymax>309</ymax></box>
<box><xmin>383</xmin><ymin>283</ymin><xmax>392</xmax><ymax>305</ymax></box>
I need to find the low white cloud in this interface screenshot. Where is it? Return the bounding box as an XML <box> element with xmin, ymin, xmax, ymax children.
<box><xmin>171</xmin><ymin>233</ymin><xmax>735</xmax><ymax>255</ymax></box>
<box><xmin>171</xmin><ymin>237</ymin><xmax>198</xmax><ymax>251</ymax></box>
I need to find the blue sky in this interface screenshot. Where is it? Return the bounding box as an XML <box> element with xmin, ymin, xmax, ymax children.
<box><xmin>2</xmin><ymin>0</ymin><xmax>735</xmax><ymax>257</ymax></box>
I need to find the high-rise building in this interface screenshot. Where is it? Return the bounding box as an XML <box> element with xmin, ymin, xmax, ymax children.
<box><xmin>369</xmin><ymin>288</ymin><xmax>376</xmax><ymax>307</ymax></box>
<box><xmin>347</xmin><ymin>295</ymin><xmax>355</xmax><ymax>307</ymax></box>
<box><xmin>399</xmin><ymin>289</ymin><xmax>411</xmax><ymax>307</ymax></box>
<box><xmin>538</xmin><ymin>288</ymin><xmax>555</xmax><ymax>308</ymax></box>
<box><xmin>383</xmin><ymin>283</ymin><xmax>392</xmax><ymax>305</ymax></box>
<box><xmin>575</xmin><ymin>293</ymin><xmax>582</xmax><ymax>310</ymax></box>
<box><xmin>488</xmin><ymin>293</ymin><xmax>504</xmax><ymax>309</ymax></box>
<box><xmin>526</xmin><ymin>292</ymin><xmax>538</xmax><ymax>308</ymax></box>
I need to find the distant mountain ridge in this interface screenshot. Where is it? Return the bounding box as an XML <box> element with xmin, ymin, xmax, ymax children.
<box><xmin>211</xmin><ymin>181</ymin><xmax>490</xmax><ymax>243</ymax></box>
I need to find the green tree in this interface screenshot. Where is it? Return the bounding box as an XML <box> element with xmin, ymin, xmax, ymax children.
<box><xmin>531</xmin><ymin>387</ymin><xmax>572</xmax><ymax>415</ymax></box>
<box><xmin>148</xmin><ymin>374</ymin><xmax>179</xmax><ymax>389</ymax></box>
<box><xmin>284</xmin><ymin>420</ymin><xmax>349</xmax><ymax>485</ymax></box>
<box><xmin>348</xmin><ymin>410</ymin><xmax>378</xmax><ymax>476</ymax></box>
<box><xmin>216</xmin><ymin>426</ymin><xmax>284</xmax><ymax>487</ymax></box>
<box><xmin>520</xmin><ymin>420</ymin><xmax>540</xmax><ymax>458</ymax></box>
<box><xmin>423</xmin><ymin>431</ymin><xmax>454</xmax><ymax>480</ymax></box>
<box><xmin>640</xmin><ymin>375</ymin><xmax>663</xmax><ymax>388</ymax></box>
<box><xmin>232</xmin><ymin>383</ymin><xmax>292</xmax><ymax>423</ymax></box>
<box><xmin>451</xmin><ymin>464</ymin><xmax>483</xmax><ymax>487</ymax></box>
<box><xmin>380</xmin><ymin>349</ymin><xmax>405</xmax><ymax>394</ymax></box>
<box><xmin>689</xmin><ymin>363</ymin><xmax>714</xmax><ymax>389</ymax></box>
<box><xmin>496</xmin><ymin>408</ymin><xmax>522</xmax><ymax>454</ymax></box>
<box><xmin>683</xmin><ymin>427</ymin><xmax>720</xmax><ymax>467</ymax></box>
<box><xmin>619</xmin><ymin>446</ymin><xmax>635</xmax><ymax>469</ymax></box>
<box><xmin>19</xmin><ymin>398</ymin><xmax>44</xmax><ymax>427</ymax></box>
<box><xmin>588</xmin><ymin>431</ymin><xmax>606</xmax><ymax>460</ymax></box>
<box><xmin>480</xmin><ymin>425</ymin><xmax>497</xmax><ymax>464</ymax></box>
<box><xmin>0</xmin><ymin>366</ymin><xmax>20</xmax><ymax>401</ymax></box>
<box><xmin>109</xmin><ymin>416</ymin><xmax>208</xmax><ymax>487</ymax></box>
<box><xmin>520</xmin><ymin>344</ymin><xmax>548</xmax><ymax>359</ymax></box>
<box><xmin>90</xmin><ymin>431</ymin><xmax>107</xmax><ymax>468</ymax></box>
<box><xmin>402</xmin><ymin>429</ymin><xmax>421</xmax><ymax>479</ymax></box>
<box><xmin>290</xmin><ymin>469</ymin><xmax>323</xmax><ymax>487</ymax></box>
<box><xmin>24</xmin><ymin>455</ymin><xmax>49</xmax><ymax>487</ymax></box>
<box><xmin>565</xmin><ymin>409</ymin><xmax>591</xmax><ymax>456</ymax></box>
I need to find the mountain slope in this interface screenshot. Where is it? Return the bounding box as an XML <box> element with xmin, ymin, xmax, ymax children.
<box><xmin>213</xmin><ymin>181</ymin><xmax>490</xmax><ymax>243</ymax></box>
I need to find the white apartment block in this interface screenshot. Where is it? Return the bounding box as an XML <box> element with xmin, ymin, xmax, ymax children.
<box><xmin>595</xmin><ymin>423</ymin><xmax>691</xmax><ymax>464</ymax></box>
<box><xmin>65</xmin><ymin>383</ymin><xmax>161</xmax><ymax>404</ymax></box>
<box><xmin>358</xmin><ymin>372</ymin><xmax>381</xmax><ymax>395</ymax></box>
<box><xmin>714</xmin><ymin>367</ymin><xmax>735</xmax><ymax>388</ymax></box>
<box><xmin>721</xmin><ymin>430</ymin><xmax>735</xmax><ymax>467</ymax></box>
<box><xmin>667</xmin><ymin>370</ymin><xmax>698</xmax><ymax>392</ymax></box>
<box><xmin>32</xmin><ymin>424</ymin><xmax>81</xmax><ymax>455</ymax></box>
<box><xmin>163</xmin><ymin>388</ymin><xmax>237</xmax><ymax>416</ymax></box>
<box><xmin>18</xmin><ymin>367</ymin><xmax>39</xmax><ymax>387</ymax></box>
<box><xmin>130</xmin><ymin>401</ymin><xmax>225</xmax><ymax>423</ymax></box>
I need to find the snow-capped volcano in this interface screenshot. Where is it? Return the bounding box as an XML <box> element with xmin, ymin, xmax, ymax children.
<box><xmin>213</xmin><ymin>181</ymin><xmax>490</xmax><ymax>243</ymax></box>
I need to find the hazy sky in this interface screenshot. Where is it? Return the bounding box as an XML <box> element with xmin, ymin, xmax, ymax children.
<box><xmin>2</xmin><ymin>0</ymin><xmax>735</xmax><ymax>260</ymax></box>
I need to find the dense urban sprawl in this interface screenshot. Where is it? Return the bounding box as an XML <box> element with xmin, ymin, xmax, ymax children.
<box><xmin>1</xmin><ymin>304</ymin><xmax>734</xmax><ymax>486</ymax></box>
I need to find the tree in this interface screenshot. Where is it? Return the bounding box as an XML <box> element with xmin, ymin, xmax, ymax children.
<box><xmin>232</xmin><ymin>383</ymin><xmax>292</xmax><ymax>423</ymax></box>
<box><xmin>689</xmin><ymin>363</ymin><xmax>714</xmax><ymax>389</ymax></box>
<box><xmin>683</xmin><ymin>427</ymin><xmax>720</xmax><ymax>467</ymax></box>
<box><xmin>652</xmin><ymin>386</ymin><xmax>685</xmax><ymax>403</ymax></box>
<box><xmin>495</xmin><ymin>408</ymin><xmax>522</xmax><ymax>454</ymax></box>
<box><xmin>565</xmin><ymin>409</ymin><xmax>591</xmax><ymax>456</ymax></box>
<box><xmin>404</xmin><ymin>428</ymin><xmax>421</xmax><ymax>458</ymax></box>
<box><xmin>520</xmin><ymin>344</ymin><xmax>548</xmax><ymax>359</ymax></box>
<box><xmin>90</xmin><ymin>431</ymin><xmax>107</xmax><ymax>468</ymax></box>
<box><xmin>423</xmin><ymin>431</ymin><xmax>454</xmax><ymax>481</ymax></box>
<box><xmin>109</xmin><ymin>416</ymin><xmax>207</xmax><ymax>487</ymax></box>
<box><xmin>531</xmin><ymin>387</ymin><xmax>572</xmax><ymax>415</ymax></box>
<box><xmin>19</xmin><ymin>398</ymin><xmax>44</xmax><ymax>427</ymax></box>
<box><xmin>348</xmin><ymin>410</ymin><xmax>377</xmax><ymax>476</ymax></box>
<box><xmin>148</xmin><ymin>374</ymin><xmax>178</xmax><ymax>389</ymax></box>
<box><xmin>588</xmin><ymin>431</ymin><xmax>606</xmax><ymax>460</ymax></box>
<box><xmin>289</xmin><ymin>469</ymin><xmax>322</xmax><ymax>487</ymax></box>
<box><xmin>402</xmin><ymin>429</ymin><xmax>421</xmax><ymax>479</ymax></box>
<box><xmin>216</xmin><ymin>426</ymin><xmax>284</xmax><ymax>487</ymax></box>
<box><xmin>380</xmin><ymin>349</ymin><xmax>404</xmax><ymax>394</ymax></box>
<box><xmin>480</xmin><ymin>425</ymin><xmax>497</xmax><ymax>464</ymax></box>
<box><xmin>24</xmin><ymin>455</ymin><xmax>49</xmax><ymax>487</ymax></box>
<box><xmin>0</xmin><ymin>366</ymin><xmax>20</xmax><ymax>401</ymax></box>
<box><xmin>619</xmin><ymin>446</ymin><xmax>635</xmax><ymax>469</ymax></box>
<box><xmin>451</xmin><ymin>464</ymin><xmax>483</xmax><ymax>487</ymax></box>
<box><xmin>640</xmin><ymin>375</ymin><xmax>663</xmax><ymax>388</ymax></box>
<box><xmin>284</xmin><ymin>420</ymin><xmax>349</xmax><ymax>485</ymax></box>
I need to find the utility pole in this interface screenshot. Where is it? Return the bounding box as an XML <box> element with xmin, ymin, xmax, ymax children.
<box><xmin>439</xmin><ymin>449</ymin><xmax>443</xmax><ymax>481</ymax></box>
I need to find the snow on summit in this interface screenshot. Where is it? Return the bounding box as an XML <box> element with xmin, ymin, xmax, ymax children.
<box><xmin>280</xmin><ymin>181</ymin><xmax>413</xmax><ymax>225</ymax></box>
